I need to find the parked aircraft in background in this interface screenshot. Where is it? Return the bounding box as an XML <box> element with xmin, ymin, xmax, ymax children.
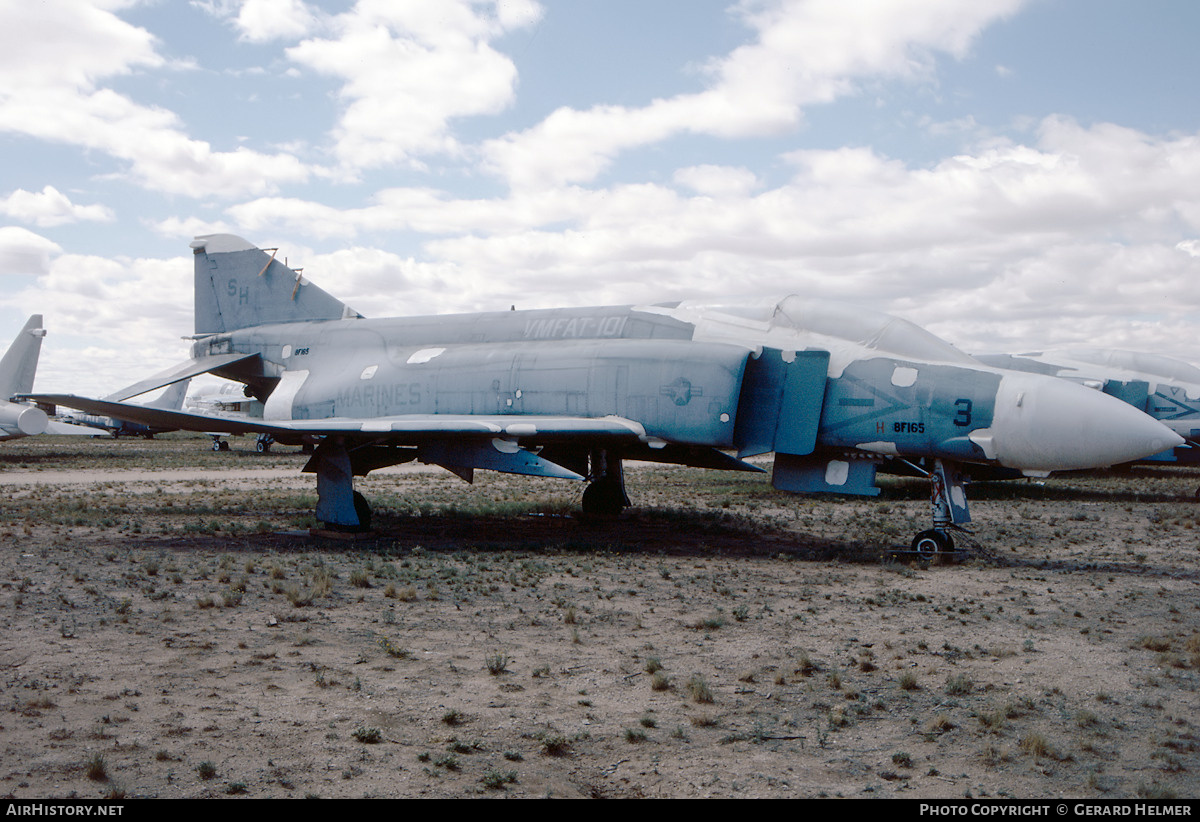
<box><xmin>31</xmin><ymin>236</ymin><xmax>1181</xmax><ymax>555</ymax></box>
<box><xmin>976</xmin><ymin>349</ymin><xmax>1200</xmax><ymax>465</ymax></box>
<box><xmin>184</xmin><ymin>380</ymin><xmax>284</xmax><ymax>452</ymax></box>
<box><xmin>62</xmin><ymin>380</ymin><xmax>190</xmax><ymax>439</ymax></box>
<box><xmin>1</xmin><ymin>315</ymin><xmax>95</xmax><ymax>441</ymax></box>
<box><xmin>0</xmin><ymin>315</ymin><xmax>49</xmax><ymax>441</ymax></box>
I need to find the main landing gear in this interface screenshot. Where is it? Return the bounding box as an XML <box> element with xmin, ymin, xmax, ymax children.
<box><xmin>581</xmin><ymin>449</ymin><xmax>629</xmax><ymax>517</ymax></box>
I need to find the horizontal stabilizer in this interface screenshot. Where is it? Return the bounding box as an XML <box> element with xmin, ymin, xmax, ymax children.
<box><xmin>103</xmin><ymin>354</ymin><xmax>260</xmax><ymax>402</ymax></box>
<box><xmin>27</xmin><ymin>394</ymin><xmax>283</xmax><ymax>437</ymax></box>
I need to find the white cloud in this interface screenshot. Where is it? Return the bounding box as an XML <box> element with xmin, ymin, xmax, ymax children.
<box><xmin>12</xmin><ymin>249</ymin><xmax>194</xmax><ymax>394</ymax></box>
<box><xmin>482</xmin><ymin>0</ymin><xmax>1029</xmax><ymax>189</ymax></box>
<box><xmin>233</xmin><ymin>0</ymin><xmax>320</xmax><ymax>42</ymax></box>
<box><xmin>0</xmin><ymin>227</ymin><xmax>62</xmax><ymax>277</ymax></box>
<box><xmin>284</xmin><ymin>0</ymin><xmax>542</xmax><ymax>173</ymax></box>
<box><xmin>0</xmin><ymin>186</ymin><xmax>115</xmax><ymax>227</ymax></box>
<box><xmin>0</xmin><ymin>1</ymin><xmax>311</xmax><ymax>198</ymax></box>
<box><xmin>673</xmin><ymin>166</ymin><xmax>759</xmax><ymax>197</ymax></box>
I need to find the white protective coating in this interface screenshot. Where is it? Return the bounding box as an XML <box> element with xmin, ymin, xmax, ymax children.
<box><xmin>189</xmin><ymin>234</ymin><xmax>257</xmax><ymax>254</ymax></box>
<box><xmin>824</xmin><ymin>459</ymin><xmax>849</xmax><ymax>486</ymax></box>
<box><xmin>263</xmin><ymin>370</ymin><xmax>309</xmax><ymax>421</ymax></box>
<box><xmin>985</xmin><ymin>373</ymin><xmax>1182</xmax><ymax>471</ymax></box>
<box><xmin>1040</xmin><ymin>348</ymin><xmax>1200</xmax><ymax>387</ymax></box>
<box><xmin>1002</xmin><ymin>348</ymin><xmax>1200</xmax><ymax>406</ymax></box>
<box><xmin>642</xmin><ymin>295</ymin><xmax>978</xmax><ymax>377</ymax></box>
<box><xmin>407</xmin><ymin>348</ymin><xmax>446</xmax><ymax>364</ymax></box>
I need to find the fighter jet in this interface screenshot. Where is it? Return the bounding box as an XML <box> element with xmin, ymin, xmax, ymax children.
<box><xmin>31</xmin><ymin>235</ymin><xmax>1182</xmax><ymax>555</ymax></box>
<box><xmin>61</xmin><ymin>379</ymin><xmax>190</xmax><ymax>439</ymax></box>
<box><xmin>976</xmin><ymin>349</ymin><xmax>1200</xmax><ymax>465</ymax></box>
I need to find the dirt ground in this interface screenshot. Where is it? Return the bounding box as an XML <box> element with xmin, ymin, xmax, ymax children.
<box><xmin>0</xmin><ymin>435</ymin><xmax>1198</xmax><ymax>799</ymax></box>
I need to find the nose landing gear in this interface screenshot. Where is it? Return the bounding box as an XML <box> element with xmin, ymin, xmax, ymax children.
<box><xmin>897</xmin><ymin>458</ymin><xmax>972</xmax><ymax>561</ymax></box>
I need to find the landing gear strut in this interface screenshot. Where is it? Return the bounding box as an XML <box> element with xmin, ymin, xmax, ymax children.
<box><xmin>309</xmin><ymin>439</ymin><xmax>372</xmax><ymax>532</ymax></box>
<box><xmin>581</xmin><ymin>449</ymin><xmax>629</xmax><ymax>517</ymax></box>
<box><xmin>904</xmin><ymin>458</ymin><xmax>971</xmax><ymax>559</ymax></box>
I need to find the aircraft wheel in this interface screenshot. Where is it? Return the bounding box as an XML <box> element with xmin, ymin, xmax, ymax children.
<box><xmin>256</xmin><ymin>439</ymin><xmax>271</xmax><ymax>454</ymax></box>
<box><xmin>912</xmin><ymin>529</ymin><xmax>953</xmax><ymax>559</ymax></box>
<box><xmin>353</xmin><ymin>491</ymin><xmax>372</xmax><ymax>532</ymax></box>
<box><xmin>582</xmin><ymin>480</ymin><xmax>624</xmax><ymax>517</ymax></box>
<box><xmin>211</xmin><ymin>439</ymin><xmax>222</xmax><ymax>452</ymax></box>
<box><xmin>219</xmin><ymin>441</ymin><xmax>230</xmax><ymax>451</ymax></box>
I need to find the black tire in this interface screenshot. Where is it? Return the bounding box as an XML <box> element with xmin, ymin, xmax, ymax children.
<box><xmin>256</xmin><ymin>440</ymin><xmax>270</xmax><ymax>454</ymax></box>
<box><xmin>911</xmin><ymin>529</ymin><xmax>953</xmax><ymax>559</ymax></box>
<box><xmin>353</xmin><ymin>491</ymin><xmax>372</xmax><ymax>531</ymax></box>
<box><xmin>211</xmin><ymin>439</ymin><xmax>222</xmax><ymax>452</ymax></box>
<box><xmin>582</xmin><ymin>480</ymin><xmax>625</xmax><ymax>517</ymax></box>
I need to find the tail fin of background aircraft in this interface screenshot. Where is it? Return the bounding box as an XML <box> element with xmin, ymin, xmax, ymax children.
<box><xmin>148</xmin><ymin>378</ymin><xmax>190</xmax><ymax>410</ymax></box>
<box><xmin>191</xmin><ymin>234</ymin><xmax>362</xmax><ymax>335</ymax></box>
<box><xmin>0</xmin><ymin>315</ymin><xmax>46</xmax><ymax>399</ymax></box>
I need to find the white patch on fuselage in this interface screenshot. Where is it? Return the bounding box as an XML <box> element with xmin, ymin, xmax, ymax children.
<box><xmin>891</xmin><ymin>366</ymin><xmax>918</xmax><ymax>387</ymax></box>
<box><xmin>824</xmin><ymin>460</ymin><xmax>849</xmax><ymax>486</ymax></box>
<box><xmin>407</xmin><ymin>348</ymin><xmax>446</xmax><ymax>364</ymax></box>
<box><xmin>855</xmin><ymin>441</ymin><xmax>899</xmax><ymax>455</ymax></box>
<box><xmin>264</xmin><ymin>370</ymin><xmax>309</xmax><ymax>421</ymax></box>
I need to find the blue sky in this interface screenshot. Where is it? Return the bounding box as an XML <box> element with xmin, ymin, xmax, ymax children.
<box><xmin>3</xmin><ymin>0</ymin><xmax>1200</xmax><ymax>397</ymax></box>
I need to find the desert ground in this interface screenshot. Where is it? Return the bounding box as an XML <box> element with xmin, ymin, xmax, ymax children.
<box><xmin>0</xmin><ymin>434</ymin><xmax>1197</xmax><ymax>799</ymax></box>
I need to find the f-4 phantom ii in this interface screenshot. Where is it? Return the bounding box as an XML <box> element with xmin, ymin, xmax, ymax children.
<box><xmin>977</xmin><ymin>348</ymin><xmax>1200</xmax><ymax>466</ymax></box>
<box><xmin>31</xmin><ymin>235</ymin><xmax>1182</xmax><ymax>555</ymax></box>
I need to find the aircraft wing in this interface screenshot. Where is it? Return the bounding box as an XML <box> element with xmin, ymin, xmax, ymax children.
<box><xmin>29</xmin><ymin>395</ymin><xmax>282</xmax><ymax>437</ymax></box>
<box><xmin>25</xmin><ymin>394</ymin><xmax>650</xmax><ymax>443</ymax></box>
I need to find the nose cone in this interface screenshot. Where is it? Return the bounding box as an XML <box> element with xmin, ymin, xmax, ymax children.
<box><xmin>987</xmin><ymin>374</ymin><xmax>1183</xmax><ymax>472</ymax></box>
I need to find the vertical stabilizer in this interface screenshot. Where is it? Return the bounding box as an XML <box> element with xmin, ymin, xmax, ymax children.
<box><xmin>148</xmin><ymin>378</ymin><xmax>190</xmax><ymax>410</ymax></box>
<box><xmin>191</xmin><ymin>235</ymin><xmax>362</xmax><ymax>335</ymax></box>
<box><xmin>0</xmin><ymin>315</ymin><xmax>46</xmax><ymax>399</ymax></box>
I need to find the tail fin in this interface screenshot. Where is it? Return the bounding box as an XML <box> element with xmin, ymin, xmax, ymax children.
<box><xmin>0</xmin><ymin>315</ymin><xmax>45</xmax><ymax>398</ymax></box>
<box><xmin>148</xmin><ymin>378</ymin><xmax>190</xmax><ymax>410</ymax></box>
<box><xmin>191</xmin><ymin>234</ymin><xmax>362</xmax><ymax>335</ymax></box>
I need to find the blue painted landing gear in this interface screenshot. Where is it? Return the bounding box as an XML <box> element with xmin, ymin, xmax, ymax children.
<box><xmin>255</xmin><ymin>433</ymin><xmax>273</xmax><ymax>453</ymax></box>
<box><xmin>309</xmin><ymin>439</ymin><xmax>373</xmax><ymax>532</ymax></box>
